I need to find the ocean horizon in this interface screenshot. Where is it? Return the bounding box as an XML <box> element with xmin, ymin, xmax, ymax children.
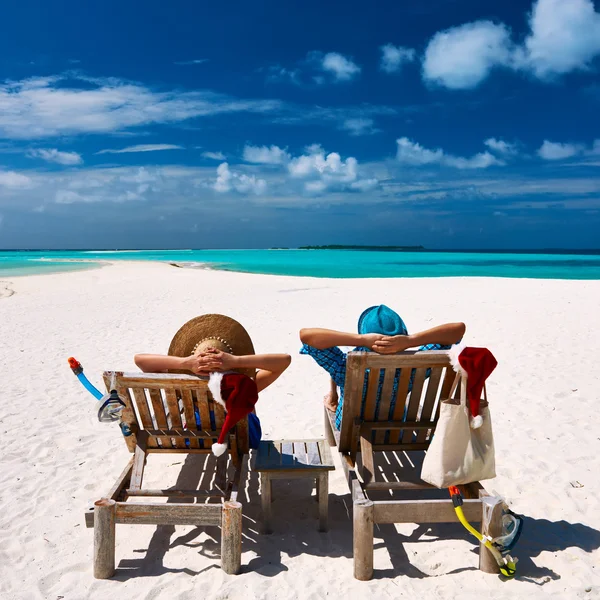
<box><xmin>2</xmin><ymin>248</ymin><xmax>600</xmax><ymax>280</ymax></box>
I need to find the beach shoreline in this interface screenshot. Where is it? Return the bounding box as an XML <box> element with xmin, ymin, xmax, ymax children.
<box><xmin>1</xmin><ymin>261</ymin><xmax>599</xmax><ymax>599</ymax></box>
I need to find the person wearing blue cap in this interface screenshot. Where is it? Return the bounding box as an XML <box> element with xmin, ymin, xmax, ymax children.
<box><xmin>299</xmin><ymin>305</ymin><xmax>465</xmax><ymax>430</ymax></box>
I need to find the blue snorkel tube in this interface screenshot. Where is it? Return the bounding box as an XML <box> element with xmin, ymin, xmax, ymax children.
<box><xmin>68</xmin><ymin>357</ymin><xmax>131</xmax><ymax>436</ymax></box>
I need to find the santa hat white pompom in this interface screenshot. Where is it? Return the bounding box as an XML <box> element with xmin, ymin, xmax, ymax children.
<box><xmin>471</xmin><ymin>414</ymin><xmax>484</xmax><ymax>429</ymax></box>
<box><xmin>211</xmin><ymin>442</ymin><xmax>228</xmax><ymax>457</ymax></box>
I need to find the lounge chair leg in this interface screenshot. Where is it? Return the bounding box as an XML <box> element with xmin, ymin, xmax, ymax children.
<box><xmin>324</xmin><ymin>408</ymin><xmax>336</xmax><ymax>447</ymax></box>
<box><xmin>221</xmin><ymin>501</ymin><xmax>242</xmax><ymax>575</ymax></box>
<box><xmin>261</xmin><ymin>473</ymin><xmax>272</xmax><ymax>534</ymax></box>
<box><xmin>93</xmin><ymin>498</ymin><xmax>116</xmax><ymax>579</ymax></box>
<box><xmin>479</xmin><ymin>497</ymin><xmax>503</xmax><ymax>574</ymax></box>
<box><xmin>353</xmin><ymin>499</ymin><xmax>374</xmax><ymax>581</ymax></box>
<box><xmin>317</xmin><ymin>472</ymin><xmax>329</xmax><ymax>532</ymax></box>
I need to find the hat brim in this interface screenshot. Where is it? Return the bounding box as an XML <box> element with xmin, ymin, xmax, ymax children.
<box><xmin>168</xmin><ymin>314</ymin><xmax>255</xmax><ymax>378</ymax></box>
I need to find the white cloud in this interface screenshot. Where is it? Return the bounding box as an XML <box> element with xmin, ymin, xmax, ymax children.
<box><xmin>0</xmin><ymin>75</ymin><xmax>281</xmax><ymax>139</ymax></box>
<box><xmin>422</xmin><ymin>21</ymin><xmax>514</xmax><ymax>89</ymax></box>
<box><xmin>341</xmin><ymin>118</ymin><xmax>378</xmax><ymax>136</ymax></box>
<box><xmin>520</xmin><ymin>0</ymin><xmax>600</xmax><ymax>78</ymax></box>
<box><xmin>0</xmin><ymin>170</ymin><xmax>33</xmax><ymax>188</ymax></box>
<box><xmin>27</xmin><ymin>148</ymin><xmax>83</xmax><ymax>165</ymax></box>
<box><xmin>287</xmin><ymin>146</ymin><xmax>376</xmax><ymax>193</ymax></box>
<box><xmin>537</xmin><ymin>140</ymin><xmax>583</xmax><ymax>160</ymax></box>
<box><xmin>380</xmin><ymin>44</ymin><xmax>416</xmax><ymax>73</ymax></box>
<box><xmin>396</xmin><ymin>137</ymin><xmax>503</xmax><ymax>169</ymax></box>
<box><xmin>201</xmin><ymin>151</ymin><xmax>226</xmax><ymax>160</ymax></box>
<box><xmin>174</xmin><ymin>59</ymin><xmax>209</xmax><ymax>65</ymax></box>
<box><xmin>97</xmin><ymin>144</ymin><xmax>184</xmax><ymax>155</ymax></box>
<box><xmin>320</xmin><ymin>52</ymin><xmax>361</xmax><ymax>82</ymax></box>
<box><xmin>422</xmin><ymin>0</ymin><xmax>600</xmax><ymax>89</ymax></box>
<box><xmin>242</xmin><ymin>144</ymin><xmax>290</xmax><ymax>165</ymax></box>
<box><xmin>213</xmin><ymin>162</ymin><xmax>267</xmax><ymax>195</ymax></box>
<box><xmin>484</xmin><ymin>138</ymin><xmax>518</xmax><ymax>155</ymax></box>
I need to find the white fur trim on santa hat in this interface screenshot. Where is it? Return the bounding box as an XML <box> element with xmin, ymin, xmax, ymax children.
<box><xmin>471</xmin><ymin>414</ymin><xmax>484</xmax><ymax>429</ymax></box>
<box><xmin>208</xmin><ymin>372</ymin><xmax>226</xmax><ymax>408</ymax></box>
<box><xmin>212</xmin><ymin>442</ymin><xmax>228</xmax><ymax>457</ymax></box>
<box><xmin>448</xmin><ymin>341</ymin><xmax>467</xmax><ymax>376</ymax></box>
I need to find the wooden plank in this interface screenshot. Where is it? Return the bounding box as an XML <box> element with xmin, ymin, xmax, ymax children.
<box><xmin>360</xmin><ymin>436</ymin><xmax>375</xmax><ymax>484</ymax></box>
<box><xmin>359</xmin><ymin>351</ymin><xmax>451</xmax><ymax>368</ymax></box>
<box><xmin>264</xmin><ymin>441</ymin><xmax>283</xmax><ymax>468</ymax></box>
<box><xmin>261</xmin><ymin>472</ymin><xmax>272</xmax><ymax>534</ymax></box>
<box><xmin>179</xmin><ymin>389</ymin><xmax>200</xmax><ymax>449</ymax></box>
<box><xmin>317</xmin><ymin>472</ymin><xmax>328</xmax><ymax>532</ymax></box>
<box><xmin>148</xmin><ymin>389</ymin><xmax>169</xmax><ymax>432</ymax></box>
<box><xmin>146</xmin><ymin>448</ymin><xmax>212</xmax><ymax>454</ymax></box>
<box><xmin>144</xmin><ymin>428</ymin><xmax>226</xmax><ymax>438</ymax></box>
<box><xmin>130</xmin><ymin>387</ymin><xmax>154</xmax><ymax>429</ymax></box>
<box><xmin>115</xmin><ymin>502</ymin><xmax>222</xmax><ymax>526</ymax></box>
<box><xmin>362</xmin><ymin>368</ymin><xmax>381</xmax><ymax>421</ymax></box>
<box><xmin>126</xmin><ymin>489</ymin><xmax>224</xmax><ymax>497</ymax></box>
<box><xmin>340</xmin><ymin>354</ymin><xmax>367</xmax><ymax>453</ymax></box>
<box><xmin>372</xmin><ymin>442</ymin><xmax>430</xmax><ymax>452</ymax></box>
<box><xmin>129</xmin><ymin>432</ymin><xmax>148</xmax><ymax>491</ymax></box>
<box><xmin>365</xmin><ymin>480</ymin><xmax>436</xmax><ymax>491</ymax></box>
<box><xmin>373</xmin><ymin>498</ymin><xmax>482</xmax><ymax>524</ymax></box>
<box><xmin>318</xmin><ymin>439</ymin><xmax>334</xmax><ymax>467</ymax></box>
<box><xmin>281</xmin><ymin>442</ymin><xmax>294</xmax><ymax>466</ymax></box>
<box><xmin>374</xmin><ymin>367</ymin><xmax>398</xmax><ymax>444</ymax></box>
<box><xmin>107</xmin><ymin>458</ymin><xmax>134</xmax><ymax>501</ymax></box>
<box><xmin>107</xmin><ymin>372</ymin><xmax>210</xmax><ymax>386</ymax></box>
<box><xmin>325</xmin><ymin>408</ymin><xmax>340</xmax><ymax>447</ymax></box>
<box><xmin>389</xmin><ymin>366</ymin><xmax>414</xmax><ymax>444</ymax></box>
<box><xmin>196</xmin><ymin>387</ymin><xmax>211</xmax><ymax>450</ymax></box>
<box><xmin>399</xmin><ymin>368</ymin><xmax>427</xmax><ymax>445</ymax></box>
<box><xmin>361</xmin><ymin>420</ymin><xmax>436</xmax><ymax>432</ymax></box>
<box><xmin>306</xmin><ymin>442</ymin><xmax>321</xmax><ymax>466</ymax></box>
<box><xmin>164</xmin><ymin>389</ymin><xmax>186</xmax><ymax>449</ymax></box>
<box><xmin>415</xmin><ymin>367</ymin><xmax>443</xmax><ymax>444</ymax></box>
<box><xmin>293</xmin><ymin>441</ymin><xmax>308</xmax><ymax>465</ymax></box>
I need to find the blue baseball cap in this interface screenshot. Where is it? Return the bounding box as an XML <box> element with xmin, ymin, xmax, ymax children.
<box><xmin>358</xmin><ymin>305</ymin><xmax>407</xmax><ymax>336</ymax></box>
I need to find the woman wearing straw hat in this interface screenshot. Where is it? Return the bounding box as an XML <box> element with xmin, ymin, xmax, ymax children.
<box><xmin>134</xmin><ymin>314</ymin><xmax>291</xmax><ymax>392</ymax></box>
<box><xmin>134</xmin><ymin>315</ymin><xmax>291</xmax><ymax>450</ymax></box>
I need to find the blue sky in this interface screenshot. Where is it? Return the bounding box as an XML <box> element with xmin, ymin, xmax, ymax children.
<box><xmin>0</xmin><ymin>0</ymin><xmax>599</xmax><ymax>249</ymax></box>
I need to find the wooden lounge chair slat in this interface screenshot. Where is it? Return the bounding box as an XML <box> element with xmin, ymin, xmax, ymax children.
<box><xmin>115</xmin><ymin>502</ymin><xmax>222</xmax><ymax>526</ymax></box>
<box><xmin>399</xmin><ymin>367</ymin><xmax>427</xmax><ymax>445</ymax></box>
<box><xmin>340</xmin><ymin>354</ymin><xmax>367</xmax><ymax>452</ymax></box>
<box><xmin>129</xmin><ymin>388</ymin><xmax>158</xmax><ymax>448</ymax></box>
<box><xmin>415</xmin><ymin>367</ymin><xmax>444</xmax><ymax>444</ymax></box>
<box><xmin>374</xmin><ymin>367</ymin><xmax>398</xmax><ymax>445</ymax></box>
<box><xmin>126</xmin><ymin>489</ymin><xmax>225</xmax><ymax>497</ymax></box>
<box><xmin>389</xmin><ymin>366</ymin><xmax>415</xmax><ymax>444</ymax></box>
<box><xmin>354</xmin><ymin>351</ymin><xmax>451</xmax><ymax>368</ymax></box>
<box><xmin>196</xmin><ymin>387</ymin><xmax>211</xmax><ymax>450</ymax></box>
<box><xmin>179</xmin><ymin>389</ymin><xmax>200</xmax><ymax>449</ymax></box>
<box><xmin>373</xmin><ymin>499</ymin><xmax>482</xmax><ymax>524</ymax></box>
<box><xmin>363</xmin><ymin>368</ymin><xmax>381</xmax><ymax>421</ymax></box>
<box><xmin>148</xmin><ymin>389</ymin><xmax>168</xmax><ymax>429</ymax></box>
<box><xmin>165</xmin><ymin>389</ymin><xmax>187</xmax><ymax>449</ymax></box>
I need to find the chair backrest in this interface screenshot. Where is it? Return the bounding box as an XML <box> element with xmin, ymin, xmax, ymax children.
<box><xmin>338</xmin><ymin>351</ymin><xmax>456</xmax><ymax>454</ymax></box>
<box><xmin>102</xmin><ymin>372</ymin><xmax>249</xmax><ymax>454</ymax></box>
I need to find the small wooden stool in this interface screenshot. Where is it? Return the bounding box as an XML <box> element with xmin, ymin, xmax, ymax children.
<box><xmin>255</xmin><ymin>439</ymin><xmax>335</xmax><ymax>533</ymax></box>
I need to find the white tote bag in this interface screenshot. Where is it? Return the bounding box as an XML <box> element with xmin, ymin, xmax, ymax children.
<box><xmin>421</xmin><ymin>374</ymin><xmax>496</xmax><ymax>488</ymax></box>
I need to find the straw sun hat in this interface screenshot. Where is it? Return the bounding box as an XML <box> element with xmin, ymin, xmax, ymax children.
<box><xmin>168</xmin><ymin>314</ymin><xmax>255</xmax><ymax>378</ymax></box>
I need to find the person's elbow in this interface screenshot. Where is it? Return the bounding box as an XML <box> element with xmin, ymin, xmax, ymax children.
<box><xmin>280</xmin><ymin>354</ymin><xmax>292</xmax><ymax>372</ymax></box>
<box><xmin>134</xmin><ymin>354</ymin><xmax>149</xmax><ymax>371</ymax></box>
<box><xmin>299</xmin><ymin>328</ymin><xmax>314</xmax><ymax>345</ymax></box>
<box><xmin>455</xmin><ymin>322</ymin><xmax>466</xmax><ymax>342</ymax></box>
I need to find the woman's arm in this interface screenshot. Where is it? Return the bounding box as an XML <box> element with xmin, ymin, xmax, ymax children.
<box><xmin>372</xmin><ymin>322</ymin><xmax>466</xmax><ymax>354</ymax></box>
<box><xmin>134</xmin><ymin>354</ymin><xmax>196</xmax><ymax>373</ymax></box>
<box><xmin>199</xmin><ymin>351</ymin><xmax>291</xmax><ymax>393</ymax></box>
<box><xmin>299</xmin><ymin>328</ymin><xmax>383</xmax><ymax>350</ymax></box>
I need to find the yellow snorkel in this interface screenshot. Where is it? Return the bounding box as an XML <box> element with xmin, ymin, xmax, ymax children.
<box><xmin>448</xmin><ymin>486</ymin><xmax>519</xmax><ymax>578</ymax></box>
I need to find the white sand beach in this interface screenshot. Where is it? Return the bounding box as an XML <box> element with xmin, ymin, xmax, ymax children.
<box><xmin>1</xmin><ymin>261</ymin><xmax>599</xmax><ymax>600</ymax></box>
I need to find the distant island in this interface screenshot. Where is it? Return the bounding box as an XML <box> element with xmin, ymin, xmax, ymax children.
<box><xmin>297</xmin><ymin>245</ymin><xmax>425</xmax><ymax>251</ymax></box>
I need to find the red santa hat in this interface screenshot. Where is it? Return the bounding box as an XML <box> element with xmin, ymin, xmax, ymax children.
<box><xmin>207</xmin><ymin>372</ymin><xmax>258</xmax><ymax>456</ymax></box>
<box><xmin>448</xmin><ymin>343</ymin><xmax>498</xmax><ymax>429</ymax></box>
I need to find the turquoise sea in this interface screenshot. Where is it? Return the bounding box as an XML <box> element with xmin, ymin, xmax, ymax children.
<box><xmin>1</xmin><ymin>249</ymin><xmax>600</xmax><ymax>280</ymax></box>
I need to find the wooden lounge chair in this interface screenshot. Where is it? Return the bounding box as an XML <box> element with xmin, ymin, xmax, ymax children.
<box><xmin>85</xmin><ymin>371</ymin><xmax>247</xmax><ymax>578</ymax></box>
<box><xmin>324</xmin><ymin>351</ymin><xmax>499</xmax><ymax>580</ymax></box>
